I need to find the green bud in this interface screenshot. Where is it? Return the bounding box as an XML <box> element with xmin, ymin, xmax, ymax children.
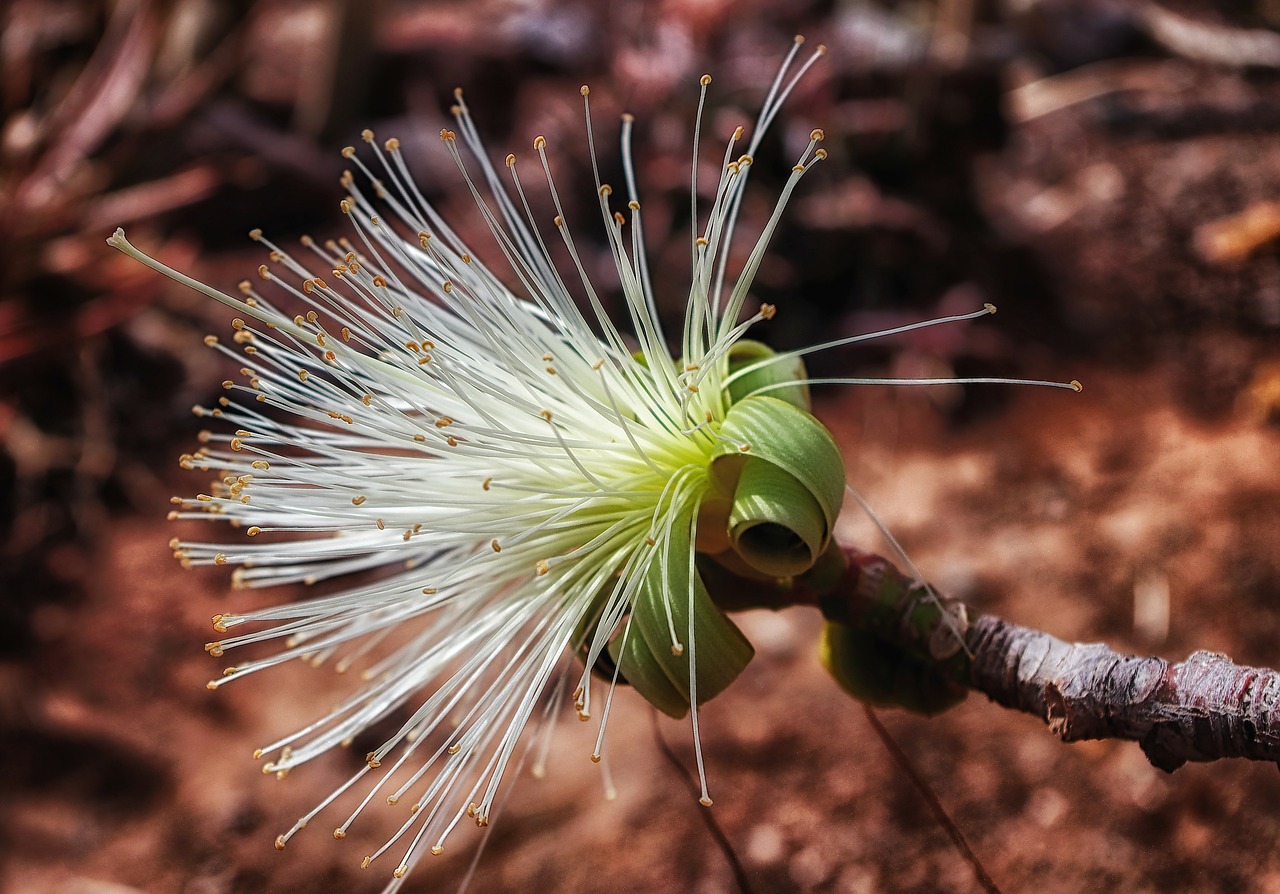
<box><xmin>819</xmin><ymin>621</ymin><xmax>968</xmax><ymax>716</ymax></box>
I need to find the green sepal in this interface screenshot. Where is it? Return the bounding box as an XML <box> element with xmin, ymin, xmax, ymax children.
<box><xmin>607</xmin><ymin>620</ymin><xmax>690</xmax><ymax>718</ymax></box>
<box><xmin>726</xmin><ymin>458</ymin><xmax>828</xmax><ymax>577</ymax></box>
<box><xmin>819</xmin><ymin>621</ymin><xmax>968</xmax><ymax>716</ymax></box>
<box><xmin>725</xmin><ymin>340</ymin><xmax>810</xmax><ymax>412</ymax></box>
<box><xmin>615</xmin><ymin>508</ymin><xmax>755</xmax><ymax>718</ymax></box>
<box><xmin>710</xmin><ymin>396</ymin><xmax>845</xmax><ymax>578</ymax></box>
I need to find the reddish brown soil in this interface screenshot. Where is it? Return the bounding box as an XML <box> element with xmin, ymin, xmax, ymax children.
<box><xmin>5</xmin><ymin>3</ymin><xmax>1280</xmax><ymax>893</ymax></box>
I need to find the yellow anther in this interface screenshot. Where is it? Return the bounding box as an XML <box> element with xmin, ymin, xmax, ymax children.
<box><xmin>580</xmin><ymin>84</ymin><xmax>590</xmax><ymax>96</ymax></box>
<box><xmin>533</xmin><ymin>135</ymin><xmax>547</xmax><ymax>151</ymax></box>
<box><xmin>247</xmin><ymin>526</ymin><xmax>262</xmax><ymax>536</ymax></box>
<box><xmin>385</xmin><ymin>137</ymin><xmax>400</xmax><ymax>151</ymax></box>
<box><xmin>352</xmin><ymin>495</ymin><xmax>366</xmax><ymax>506</ymax></box>
<box><xmin>810</xmin><ymin>128</ymin><xmax>825</xmax><ymax>141</ymax></box>
<box><xmin>491</xmin><ymin>539</ymin><xmax>501</xmax><ymax>553</ymax></box>
<box><xmin>700</xmin><ymin>74</ymin><xmax>712</xmax><ymax>86</ymax></box>
<box><xmin>505</xmin><ymin>153</ymin><xmax>516</xmax><ymax>167</ymax></box>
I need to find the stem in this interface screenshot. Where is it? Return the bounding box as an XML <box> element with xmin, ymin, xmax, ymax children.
<box><xmin>707</xmin><ymin>543</ymin><xmax>1280</xmax><ymax>773</ymax></box>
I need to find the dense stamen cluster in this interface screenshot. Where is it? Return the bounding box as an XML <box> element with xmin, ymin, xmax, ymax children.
<box><xmin>111</xmin><ymin>38</ymin><xmax>840</xmax><ymax>888</ymax></box>
<box><xmin>111</xmin><ymin>36</ymin><xmax>1079</xmax><ymax>890</ymax></box>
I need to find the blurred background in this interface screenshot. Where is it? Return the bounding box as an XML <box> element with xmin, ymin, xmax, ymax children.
<box><xmin>3</xmin><ymin>0</ymin><xmax>1280</xmax><ymax>891</ymax></box>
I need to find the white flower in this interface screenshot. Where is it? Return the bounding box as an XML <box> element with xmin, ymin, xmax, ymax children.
<box><xmin>108</xmin><ymin>36</ymin><xmax>1077</xmax><ymax>889</ymax></box>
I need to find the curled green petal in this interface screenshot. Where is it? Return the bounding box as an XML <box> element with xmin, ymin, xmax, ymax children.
<box><xmin>710</xmin><ymin>396</ymin><xmax>845</xmax><ymax>578</ymax></box>
<box><xmin>608</xmin><ymin>621</ymin><xmax>692</xmax><ymax>718</ymax></box>
<box><xmin>617</xmin><ymin>508</ymin><xmax>755</xmax><ymax>718</ymax></box>
<box><xmin>725</xmin><ymin>340</ymin><xmax>810</xmax><ymax>411</ymax></box>
<box><xmin>727</xmin><ymin>457</ymin><xmax>828</xmax><ymax>577</ymax></box>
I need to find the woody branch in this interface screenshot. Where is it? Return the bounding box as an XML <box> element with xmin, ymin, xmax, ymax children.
<box><xmin>710</xmin><ymin>544</ymin><xmax>1280</xmax><ymax>773</ymax></box>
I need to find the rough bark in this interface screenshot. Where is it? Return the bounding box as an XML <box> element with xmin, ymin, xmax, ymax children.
<box><xmin>967</xmin><ymin>616</ymin><xmax>1280</xmax><ymax>772</ymax></box>
<box><xmin>710</xmin><ymin>544</ymin><xmax>1280</xmax><ymax>773</ymax></box>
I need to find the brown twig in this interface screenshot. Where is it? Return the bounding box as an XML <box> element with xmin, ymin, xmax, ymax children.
<box><xmin>713</xmin><ymin>545</ymin><xmax>1280</xmax><ymax>773</ymax></box>
<box><xmin>966</xmin><ymin>616</ymin><xmax>1280</xmax><ymax>773</ymax></box>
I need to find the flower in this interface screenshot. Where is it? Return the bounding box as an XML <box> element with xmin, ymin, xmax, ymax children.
<box><xmin>108</xmin><ymin>37</ymin><xmax>1078</xmax><ymax>889</ymax></box>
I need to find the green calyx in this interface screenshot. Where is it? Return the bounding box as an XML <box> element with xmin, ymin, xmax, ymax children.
<box><xmin>725</xmin><ymin>339</ymin><xmax>810</xmax><ymax>411</ymax></box>
<box><xmin>583</xmin><ymin>345</ymin><xmax>846</xmax><ymax>718</ymax></box>
<box><xmin>609</xmin><ymin>507</ymin><xmax>755</xmax><ymax>718</ymax></box>
<box><xmin>709</xmin><ymin>395</ymin><xmax>845</xmax><ymax>579</ymax></box>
